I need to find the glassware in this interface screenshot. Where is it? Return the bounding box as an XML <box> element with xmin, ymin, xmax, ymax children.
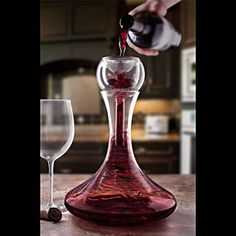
<box><xmin>40</xmin><ymin>99</ymin><xmax>74</xmax><ymax>212</ymax></box>
<box><xmin>64</xmin><ymin>56</ymin><xmax>177</xmax><ymax>225</ymax></box>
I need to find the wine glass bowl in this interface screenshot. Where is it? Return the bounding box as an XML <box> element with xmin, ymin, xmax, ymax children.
<box><xmin>40</xmin><ymin>99</ymin><xmax>74</xmax><ymax>212</ymax></box>
<box><xmin>40</xmin><ymin>123</ymin><xmax>74</xmax><ymax>161</ymax></box>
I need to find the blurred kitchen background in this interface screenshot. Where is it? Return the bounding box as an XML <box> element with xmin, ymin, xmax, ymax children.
<box><xmin>40</xmin><ymin>0</ymin><xmax>195</xmax><ymax>175</ymax></box>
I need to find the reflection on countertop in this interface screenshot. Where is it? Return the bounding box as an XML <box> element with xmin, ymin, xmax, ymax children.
<box><xmin>74</xmin><ymin>124</ymin><xmax>180</xmax><ymax>142</ymax></box>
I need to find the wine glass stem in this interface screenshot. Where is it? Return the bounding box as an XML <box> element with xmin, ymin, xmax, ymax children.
<box><xmin>47</xmin><ymin>159</ymin><xmax>55</xmax><ymax>207</ymax></box>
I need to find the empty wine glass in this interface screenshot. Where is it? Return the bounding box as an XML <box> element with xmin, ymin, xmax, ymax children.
<box><xmin>40</xmin><ymin>99</ymin><xmax>74</xmax><ymax>212</ymax></box>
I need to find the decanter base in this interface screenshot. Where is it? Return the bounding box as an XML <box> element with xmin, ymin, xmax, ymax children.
<box><xmin>64</xmin><ymin>174</ymin><xmax>177</xmax><ymax>226</ymax></box>
<box><xmin>65</xmin><ymin>201</ymin><xmax>176</xmax><ymax>225</ymax></box>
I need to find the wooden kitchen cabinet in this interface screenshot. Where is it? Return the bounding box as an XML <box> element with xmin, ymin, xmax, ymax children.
<box><xmin>40</xmin><ymin>142</ymin><xmax>106</xmax><ymax>174</ymax></box>
<box><xmin>70</xmin><ymin>1</ymin><xmax>117</xmax><ymax>39</ymax></box>
<box><xmin>140</xmin><ymin>49</ymin><xmax>180</xmax><ymax>99</ymax></box>
<box><xmin>40</xmin><ymin>0</ymin><xmax>118</xmax><ymax>42</ymax></box>
<box><xmin>40</xmin><ymin>40</ymin><xmax>112</xmax><ymax>64</ymax></box>
<box><xmin>40</xmin><ymin>0</ymin><xmax>118</xmax><ymax>65</ymax></box>
<box><xmin>180</xmin><ymin>0</ymin><xmax>196</xmax><ymax>48</ymax></box>
<box><xmin>133</xmin><ymin>142</ymin><xmax>179</xmax><ymax>174</ymax></box>
<box><xmin>126</xmin><ymin>48</ymin><xmax>179</xmax><ymax>99</ymax></box>
<box><xmin>40</xmin><ymin>2</ymin><xmax>69</xmax><ymax>41</ymax></box>
<box><xmin>40</xmin><ymin>141</ymin><xmax>179</xmax><ymax>174</ymax></box>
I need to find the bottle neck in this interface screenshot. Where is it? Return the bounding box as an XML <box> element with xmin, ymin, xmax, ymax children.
<box><xmin>119</xmin><ymin>14</ymin><xmax>149</xmax><ymax>34</ymax></box>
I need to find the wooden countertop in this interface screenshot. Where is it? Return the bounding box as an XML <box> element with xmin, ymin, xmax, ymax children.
<box><xmin>74</xmin><ymin>125</ymin><xmax>180</xmax><ymax>142</ymax></box>
<box><xmin>41</xmin><ymin>174</ymin><xmax>195</xmax><ymax>236</ymax></box>
<box><xmin>43</xmin><ymin>125</ymin><xmax>180</xmax><ymax>143</ymax></box>
<box><xmin>74</xmin><ymin>132</ymin><xmax>180</xmax><ymax>142</ymax></box>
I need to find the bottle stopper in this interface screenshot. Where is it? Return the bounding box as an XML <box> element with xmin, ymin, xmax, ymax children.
<box><xmin>40</xmin><ymin>207</ymin><xmax>62</xmax><ymax>223</ymax></box>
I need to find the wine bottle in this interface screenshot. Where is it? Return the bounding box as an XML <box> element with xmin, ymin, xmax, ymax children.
<box><xmin>119</xmin><ymin>12</ymin><xmax>181</xmax><ymax>51</ymax></box>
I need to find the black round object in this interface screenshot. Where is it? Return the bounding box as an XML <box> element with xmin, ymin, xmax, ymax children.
<box><xmin>48</xmin><ymin>207</ymin><xmax>62</xmax><ymax>223</ymax></box>
<box><xmin>119</xmin><ymin>15</ymin><xmax>134</xmax><ymax>29</ymax></box>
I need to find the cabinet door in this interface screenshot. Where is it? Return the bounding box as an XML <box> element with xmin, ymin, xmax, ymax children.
<box><xmin>71</xmin><ymin>1</ymin><xmax>118</xmax><ymax>38</ymax></box>
<box><xmin>41</xmin><ymin>142</ymin><xmax>106</xmax><ymax>174</ymax></box>
<box><xmin>143</xmin><ymin>50</ymin><xmax>179</xmax><ymax>98</ymax></box>
<box><xmin>133</xmin><ymin>142</ymin><xmax>179</xmax><ymax>174</ymax></box>
<box><xmin>40</xmin><ymin>2</ymin><xmax>69</xmax><ymax>41</ymax></box>
<box><xmin>41</xmin><ymin>0</ymin><xmax>118</xmax><ymax>41</ymax></box>
<box><xmin>181</xmin><ymin>0</ymin><xmax>196</xmax><ymax>48</ymax></box>
<box><xmin>127</xmin><ymin>47</ymin><xmax>179</xmax><ymax>99</ymax></box>
<box><xmin>40</xmin><ymin>40</ymin><xmax>113</xmax><ymax>65</ymax></box>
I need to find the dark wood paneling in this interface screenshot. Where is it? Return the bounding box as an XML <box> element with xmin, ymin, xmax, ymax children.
<box><xmin>71</xmin><ymin>3</ymin><xmax>108</xmax><ymax>35</ymax></box>
<box><xmin>40</xmin><ymin>3</ymin><xmax>69</xmax><ymax>40</ymax></box>
<box><xmin>40</xmin><ymin>141</ymin><xmax>179</xmax><ymax>174</ymax></box>
<box><xmin>181</xmin><ymin>0</ymin><xmax>196</xmax><ymax>48</ymax></box>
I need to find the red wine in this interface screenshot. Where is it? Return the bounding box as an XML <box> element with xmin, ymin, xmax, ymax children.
<box><xmin>65</xmin><ymin>131</ymin><xmax>176</xmax><ymax>225</ymax></box>
<box><xmin>107</xmin><ymin>71</ymin><xmax>134</xmax><ymax>89</ymax></box>
<box><xmin>107</xmin><ymin>71</ymin><xmax>134</xmax><ymax>145</ymax></box>
<box><xmin>119</xmin><ymin>30</ymin><xmax>128</xmax><ymax>56</ymax></box>
<box><xmin>115</xmin><ymin>96</ymin><xmax>124</xmax><ymax>146</ymax></box>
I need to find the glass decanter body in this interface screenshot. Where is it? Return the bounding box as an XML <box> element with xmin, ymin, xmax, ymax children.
<box><xmin>64</xmin><ymin>56</ymin><xmax>177</xmax><ymax>225</ymax></box>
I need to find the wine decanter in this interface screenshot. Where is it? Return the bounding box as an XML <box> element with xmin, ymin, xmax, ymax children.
<box><xmin>64</xmin><ymin>56</ymin><xmax>177</xmax><ymax>225</ymax></box>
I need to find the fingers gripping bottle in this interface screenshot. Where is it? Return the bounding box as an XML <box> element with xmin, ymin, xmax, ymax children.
<box><xmin>120</xmin><ymin>12</ymin><xmax>181</xmax><ymax>51</ymax></box>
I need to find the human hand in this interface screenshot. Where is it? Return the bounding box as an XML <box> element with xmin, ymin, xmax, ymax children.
<box><xmin>127</xmin><ymin>0</ymin><xmax>178</xmax><ymax>56</ymax></box>
<box><xmin>129</xmin><ymin>0</ymin><xmax>168</xmax><ymax>18</ymax></box>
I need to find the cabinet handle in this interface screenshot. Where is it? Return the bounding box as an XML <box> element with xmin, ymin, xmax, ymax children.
<box><xmin>69</xmin><ymin>148</ymin><xmax>104</xmax><ymax>155</ymax></box>
<box><xmin>60</xmin><ymin>168</ymin><xmax>72</xmax><ymax>174</ymax></box>
<box><xmin>135</xmin><ymin>147</ymin><xmax>146</xmax><ymax>154</ymax></box>
<box><xmin>135</xmin><ymin>147</ymin><xmax>173</xmax><ymax>156</ymax></box>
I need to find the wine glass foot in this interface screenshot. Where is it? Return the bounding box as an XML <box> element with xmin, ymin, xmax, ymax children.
<box><xmin>41</xmin><ymin>203</ymin><xmax>67</xmax><ymax>213</ymax></box>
